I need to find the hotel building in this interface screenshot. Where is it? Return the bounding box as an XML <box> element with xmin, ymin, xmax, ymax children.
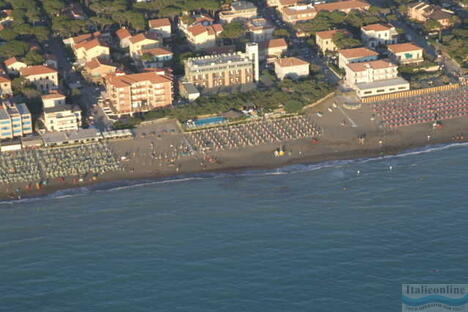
<box><xmin>20</xmin><ymin>65</ymin><xmax>59</xmax><ymax>93</ymax></box>
<box><xmin>0</xmin><ymin>102</ymin><xmax>32</xmax><ymax>140</ymax></box>
<box><xmin>338</xmin><ymin>47</ymin><xmax>379</xmax><ymax>69</ymax></box>
<box><xmin>41</xmin><ymin>93</ymin><xmax>82</xmax><ymax>132</ymax></box>
<box><xmin>344</xmin><ymin>59</ymin><xmax>410</xmax><ymax>97</ymax></box>
<box><xmin>105</xmin><ymin>72</ymin><xmax>173</xmax><ymax>116</ymax></box>
<box><xmin>184</xmin><ymin>43</ymin><xmax>259</xmax><ymax>89</ymax></box>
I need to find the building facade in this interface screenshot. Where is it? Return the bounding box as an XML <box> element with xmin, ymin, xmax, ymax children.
<box><xmin>184</xmin><ymin>43</ymin><xmax>259</xmax><ymax>89</ymax></box>
<box><xmin>387</xmin><ymin>43</ymin><xmax>424</xmax><ymax>65</ymax></box>
<box><xmin>315</xmin><ymin>29</ymin><xmax>350</xmax><ymax>53</ymax></box>
<box><xmin>407</xmin><ymin>2</ymin><xmax>454</xmax><ymax>28</ymax></box>
<box><xmin>0</xmin><ymin>102</ymin><xmax>32</xmax><ymax>140</ymax></box>
<box><xmin>338</xmin><ymin>47</ymin><xmax>379</xmax><ymax>68</ymax></box>
<box><xmin>361</xmin><ymin>23</ymin><xmax>399</xmax><ymax>48</ymax></box>
<box><xmin>20</xmin><ymin>65</ymin><xmax>59</xmax><ymax>93</ymax></box>
<box><xmin>274</xmin><ymin>57</ymin><xmax>310</xmax><ymax>80</ymax></box>
<box><xmin>280</xmin><ymin>4</ymin><xmax>317</xmax><ymax>24</ymax></box>
<box><xmin>105</xmin><ymin>72</ymin><xmax>173</xmax><ymax>116</ymax></box>
<box><xmin>247</xmin><ymin>18</ymin><xmax>275</xmax><ymax>42</ymax></box>
<box><xmin>148</xmin><ymin>18</ymin><xmax>172</xmax><ymax>38</ymax></box>
<box><xmin>344</xmin><ymin>59</ymin><xmax>410</xmax><ymax>97</ymax></box>
<box><xmin>219</xmin><ymin>1</ymin><xmax>258</xmax><ymax>23</ymax></box>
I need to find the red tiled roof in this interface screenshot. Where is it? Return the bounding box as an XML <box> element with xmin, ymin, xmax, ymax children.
<box><xmin>268</xmin><ymin>38</ymin><xmax>288</xmax><ymax>48</ymax></box>
<box><xmin>346</xmin><ymin>59</ymin><xmax>396</xmax><ymax>72</ymax></box>
<box><xmin>188</xmin><ymin>24</ymin><xmax>208</xmax><ymax>36</ymax></box>
<box><xmin>20</xmin><ymin>65</ymin><xmax>58</xmax><ymax>77</ymax></box>
<box><xmin>129</xmin><ymin>33</ymin><xmax>159</xmax><ymax>44</ymax></box>
<box><xmin>75</xmin><ymin>38</ymin><xmax>106</xmax><ymax>51</ymax></box>
<box><xmin>275</xmin><ymin>56</ymin><xmax>309</xmax><ymax>67</ymax></box>
<box><xmin>339</xmin><ymin>47</ymin><xmax>378</xmax><ymax>59</ymax></box>
<box><xmin>149</xmin><ymin>18</ymin><xmax>171</xmax><ymax>28</ymax></box>
<box><xmin>362</xmin><ymin>23</ymin><xmax>394</xmax><ymax>32</ymax></box>
<box><xmin>41</xmin><ymin>93</ymin><xmax>65</xmax><ymax>100</ymax></box>
<box><xmin>116</xmin><ymin>28</ymin><xmax>131</xmax><ymax>40</ymax></box>
<box><xmin>107</xmin><ymin>72</ymin><xmax>171</xmax><ymax>88</ymax></box>
<box><xmin>141</xmin><ymin>47</ymin><xmax>173</xmax><ymax>56</ymax></box>
<box><xmin>4</xmin><ymin>57</ymin><xmax>22</xmax><ymax>66</ymax></box>
<box><xmin>387</xmin><ymin>42</ymin><xmax>422</xmax><ymax>53</ymax></box>
<box><xmin>0</xmin><ymin>76</ymin><xmax>11</xmax><ymax>83</ymax></box>
<box><xmin>315</xmin><ymin>0</ymin><xmax>370</xmax><ymax>12</ymax></box>
<box><xmin>315</xmin><ymin>29</ymin><xmax>349</xmax><ymax>39</ymax></box>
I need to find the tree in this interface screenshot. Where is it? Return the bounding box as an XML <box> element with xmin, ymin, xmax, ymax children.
<box><xmin>24</xmin><ymin>50</ymin><xmax>45</xmax><ymax>65</ymax></box>
<box><xmin>0</xmin><ymin>28</ymin><xmax>18</xmax><ymax>41</ymax></box>
<box><xmin>0</xmin><ymin>40</ymin><xmax>30</xmax><ymax>58</ymax></box>
<box><xmin>273</xmin><ymin>28</ymin><xmax>290</xmax><ymax>38</ymax></box>
<box><xmin>220</xmin><ymin>21</ymin><xmax>246</xmax><ymax>39</ymax></box>
<box><xmin>332</xmin><ymin>32</ymin><xmax>361</xmax><ymax>49</ymax></box>
<box><xmin>424</xmin><ymin>19</ymin><xmax>441</xmax><ymax>32</ymax></box>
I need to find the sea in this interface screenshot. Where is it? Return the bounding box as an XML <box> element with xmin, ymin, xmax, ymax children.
<box><xmin>1</xmin><ymin>143</ymin><xmax>468</xmax><ymax>312</ymax></box>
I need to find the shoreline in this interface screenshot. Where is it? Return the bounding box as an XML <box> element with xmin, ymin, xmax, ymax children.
<box><xmin>2</xmin><ymin>134</ymin><xmax>465</xmax><ymax>203</ymax></box>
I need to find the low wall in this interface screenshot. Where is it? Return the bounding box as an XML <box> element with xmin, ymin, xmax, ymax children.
<box><xmin>361</xmin><ymin>84</ymin><xmax>461</xmax><ymax>103</ymax></box>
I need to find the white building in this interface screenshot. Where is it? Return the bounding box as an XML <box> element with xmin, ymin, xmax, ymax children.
<box><xmin>274</xmin><ymin>57</ymin><xmax>310</xmax><ymax>80</ymax></box>
<box><xmin>41</xmin><ymin>93</ymin><xmax>82</xmax><ymax>132</ymax></box>
<box><xmin>361</xmin><ymin>23</ymin><xmax>399</xmax><ymax>48</ymax></box>
<box><xmin>338</xmin><ymin>47</ymin><xmax>379</xmax><ymax>69</ymax></box>
<box><xmin>344</xmin><ymin>59</ymin><xmax>410</xmax><ymax>97</ymax></box>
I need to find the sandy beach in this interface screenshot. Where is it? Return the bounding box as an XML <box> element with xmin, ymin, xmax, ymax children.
<box><xmin>2</xmin><ymin>88</ymin><xmax>468</xmax><ymax>202</ymax></box>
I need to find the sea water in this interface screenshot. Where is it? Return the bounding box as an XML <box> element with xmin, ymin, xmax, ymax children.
<box><xmin>1</xmin><ymin>143</ymin><xmax>468</xmax><ymax>311</ymax></box>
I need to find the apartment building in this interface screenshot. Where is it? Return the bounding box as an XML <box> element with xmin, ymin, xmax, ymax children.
<box><xmin>185</xmin><ymin>24</ymin><xmax>224</xmax><ymax>51</ymax></box>
<box><xmin>344</xmin><ymin>59</ymin><xmax>410</xmax><ymax>97</ymax></box>
<box><xmin>387</xmin><ymin>43</ymin><xmax>424</xmax><ymax>65</ymax></box>
<box><xmin>274</xmin><ymin>57</ymin><xmax>310</xmax><ymax>80</ymax></box>
<box><xmin>116</xmin><ymin>28</ymin><xmax>132</xmax><ymax>48</ymax></box>
<box><xmin>105</xmin><ymin>72</ymin><xmax>173</xmax><ymax>116</ymax></box>
<box><xmin>84</xmin><ymin>57</ymin><xmax>118</xmax><ymax>83</ymax></box>
<box><xmin>4</xmin><ymin>57</ymin><xmax>27</xmax><ymax>75</ymax></box>
<box><xmin>148</xmin><ymin>18</ymin><xmax>172</xmax><ymax>38</ymax></box>
<box><xmin>0</xmin><ymin>102</ymin><xmax>32</xmax><ymax>140</ymax></box>
<box><xmin>315</xmin><ymin>29</ymin><xmax>350</xmax><ymax>53</ymax></box>
<box><xmin>338</xmin><ymin>47</ymin><xmax>379</xmax><ymax>68</ymax></box>
<box><xmin>41</xmin><ymin>93</ymin><xmax>82</xmax><ymax>132</ymax></box>
<box><xmin>247</xmin><ymin>18</ymin><xmax>275</xmax><ymax>42</ymax></box>
<box><xmin>0</xmin><ymin>76</ymin><xmax>12</xmax><ymax>97</ymax></box>
<box><xmin>63</xmin><ymin>31</ymin><xmax>102</xmax><ymax>47</ymax></box>
<box><xmin>407</xmin><ymin>2</ymin><xmax>454</xmax><ymax>28</ymax></box>
<box><xmin>280</xmin><ymin>4</ymin><xmax>317</xmax><ymax>24</ymax></box>
<box><xmin>219</xmin><ymin>1</ymin><xmax>258</xmax><ymax>23</ymax></box>
<box><xmin>73</xmin><ymin>38</ymin><xmax>110</xmax><ymax>63</ymax></box>
<box><xmin>20</xmin><ymin>65</ymin><xmax>59</xmax><ymax>93</ymax></box>
<box><xmin>267</xmin><ymin>0</ymin><xmax>300</xmax><ymax>8</ymax></box>
<box><xmin>315</xmin><ymin>0</ymin><xmax>370</xmax><ymax>13</ymax></box>
<box><xmin>266</xmin><ymin>38</ymin><xmax>288</xmax><ymax>61</ymax></box>
<box><xmin>361</xmin><ymin>23</ymin><xmax>398</xmax><ymax>48</ymax></box>
<box><xmin>184</xmin><ymin>43</ymin><xmax>259</xmax><ymax>89</ymax></box>
<box><xmin>128</xmin><ymin>33</ymin><xmax>161</xmax><ymax>58</ymax></box>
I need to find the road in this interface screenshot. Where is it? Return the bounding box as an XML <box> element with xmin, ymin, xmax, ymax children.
<box><xmin>392</xmin><ymin>12</ymin><xmax>464</xmax><ymax>79</ymax></box>
<box><xmin>48</xmin><ymin>38</ymin><xmax>113</xmax><ymax>131</ymax></box>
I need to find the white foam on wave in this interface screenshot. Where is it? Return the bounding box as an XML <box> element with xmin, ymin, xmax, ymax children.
<box><xmin>2</xmin><ymin>142</ymin><xmax>468</xmax><ymax>206</ymax></box>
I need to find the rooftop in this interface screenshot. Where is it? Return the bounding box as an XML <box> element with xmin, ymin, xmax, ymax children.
<box><xmin>231</xmin><ymin>1</ymin><xmax>257</xmax><ymax>11</ymax></box>
<box><xmin>42</xmin><ymin>93</ymin><xmax>66</xmax><ymax>100</ymax></box>
<box><xmin>116</xmin><ymin>28</ymin><xmax>131</xmax><ymax>40</ymax></box>
<box><xmin>346</xmin><ymin>59</ymin><xmax>396</xmax><ymax>72</ymax></box>
<box><xmin>315</xmin><ymin>0</ymin><xmax>370</xmax><ymax>12</ymax></box>
<box><xmin>315</xmin><ymin>29</ymin><xmax>349</xmax><ymax>39</ymax></box>
<box><xmin>189</xmin><ymin>53</ymin><xmax>251</xmax><ymax>67</ymax></box>
<box><xmin>149</xmin><ymin>18</ymin><xmax>171</xmax><ymax>28</ymax></box>
<box><xmin>107</xmin><ymin>72</ymin><xmax>171</xmax><ymax>88</ymax></box>
<box><xmin>356</xmin><ymin>77</ymin><xmax>409</xmax><ymax>90</ymax></box>
<box><xmin>20</xmin><ymin>65</ymin><xmax>58</xmax><ymax>77</ymax></box>
<box><xmin>16</xmin><ymin>103</ymin><xmax>30</xmax><ymax>116</ymax></box>
<box><xmin>275</xmin><ymin>57</ymin><xmax>309</xmax><ymax>67</ymax></box>
<box><xmin>268</xmin><ymin>38</ymin><xmax>288</xmax><ymax>48</ymax></box>
<box><xmin>339</xmin><ymin>47</ymin><xmax>379</xmax><ymax>59</ymax></box>
<box><xmin>387</xmin><ymin>42</ymin><xmax>423</xmax><ymax>53</ymax></box>
<box><xmin>362</xmin><ymin>23</ymin><xmax>394</xmax><ymax>32</ymax></box>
